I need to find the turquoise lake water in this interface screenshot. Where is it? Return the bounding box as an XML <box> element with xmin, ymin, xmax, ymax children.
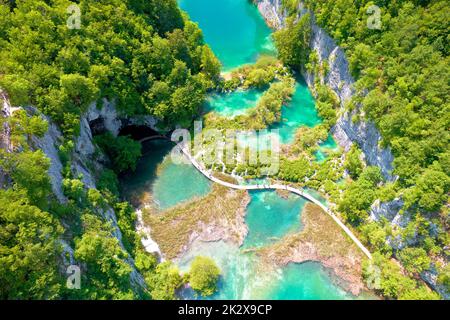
<box><xmin>271</xmin><ymin>80</ymin><xmax>321</xmax><ymax>144</ymax></box>
<box><xmin>205</xmin><ymin>89</ymin><xmax>263</xmax><ymax>117</ymax></box>
<box><xmin>121</xmin><ymin>140</ymin><xmax>211</xmax><ymax>210</ymax></box>
<box><xmin>179</xmin><ymin>0</ymin><xmax>275</xmax><ymax>71</ymax></box>
<box><xmin>120</xmin><ymin>0</ymin><xmax>359</xmax><ymax>300</ymax></box>
<box><xmin>123</xmin><ymin>140</ymin><xmax>351</xmax><ymax>299</ymax></box>
<box><xmin>243</xmin><ymin>191</ymin><xmax>306</xmax><ymax>248</ymax></box>
<box><xmin>315</xmin><ymin>134</ymin><xmax>339</xmax><ymax>162</ymax></box>
<box><xmin>152</xmin><ymin>159</ymin><xmax>211</xmax><ymax>210</ymax></box>
<box><xmin>208</xmin><ymin>80</ymin><xmax>321</xmax><ymax>145</ymax></box>
<box><xmin>177</xmin><ymin>240</ymin><xmax>350</xmax><ymax>300</ymax></box>
<box><xmin>262</xmin><ymin>262</ymin><xmax>350</xmax><ymax>300</ymax></box>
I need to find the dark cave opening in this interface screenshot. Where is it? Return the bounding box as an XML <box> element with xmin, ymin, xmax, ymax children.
<box><xmin>118</xmin><ymin>125</ymin><xmax>162</xmax><ymax>141</ymax></box>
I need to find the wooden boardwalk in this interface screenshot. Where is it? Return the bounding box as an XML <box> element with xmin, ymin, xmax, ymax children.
<box><xmin>176</xmin><ymin>145</ymin><xmax>373</xmax><ymax>260</ymax></box>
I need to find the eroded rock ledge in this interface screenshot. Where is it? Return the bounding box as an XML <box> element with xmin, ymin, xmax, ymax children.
<box><xmin>143</xmin><ymin>175</ymin><xmax>251</xmax><ymax>260</ymax></box>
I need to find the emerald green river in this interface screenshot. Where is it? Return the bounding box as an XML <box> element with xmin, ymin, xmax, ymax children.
<box><xmin>122</xmin><ymin>0</ymin><xmax>361</xmax><ymax>300</ymax></box>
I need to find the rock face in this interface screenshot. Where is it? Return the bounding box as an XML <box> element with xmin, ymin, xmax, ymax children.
<box><xmin>256</xmin><ymin>0</ymin><xmax>395</xmax><ymax>181</ymax></box>
<box><xmin>0</xmin><ymin>91</ymin><xmax>12</xmax><ymax>153</ymax></box>
<box><xmin>255</xmin><ymin>1</ymin><xmax>450</xmax><ymax>299</ymax></box>
<box><xmin>12</xmin><ymin>103</ymin><xmax>148</xmax><ymax>292</ymax></box>
<box><xmin>421</xmin><ymin>264</ymin><xmax>450</xmax><ymax>300</ymax></box>
<box><xmin>370</xmin><ymin>198</ymin><xmax>408</xmax><ymax>227</ymax></box>
<box><xmin>0</xmin><ymin>92</ymin><xmax>12</xmax><ymax>187</ymax></box>
<box><xmin>254</xmin><ymin>0</ymin><xmax>286</xmax><ymax>28</ymax></box>
<box><xmin>30</xmin><ymin>109</ymin><xmax>67</xmax><ymax>203</ymax></box>
<box><xmin>84</xmin><ymin>99</ymin><xmax>159</xmax><ymax>139</ymax></box>
<box><xmin>1</xmin><ymin>92</ymin><xmax>164</xmax><ymax>293</ymax></box>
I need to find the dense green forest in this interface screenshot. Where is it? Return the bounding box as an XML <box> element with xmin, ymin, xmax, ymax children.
<box><xmin>277</xmin><ymin>0</ymin><xmax>449</xmax><ymax>216</ymax></box>
<box><xmin>0</xmin><ymin>0</ymin><xmax>448</xmax><ymax>300</ymax></box>
<box><xmin>0</xmin><ymin>0</ymin><xmax>220</xmax><ymax>299</ymax></box>
<box><xmin>274</xmin><ymin>0</ymin><xmax>449</xmax><ymax>299</ymax></box>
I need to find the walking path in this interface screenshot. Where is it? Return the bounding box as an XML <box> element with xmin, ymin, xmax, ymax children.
<box><xmin>175</xmin><ymin>144</ymin><xmax>373</xmax><ymax>260</ymax></box>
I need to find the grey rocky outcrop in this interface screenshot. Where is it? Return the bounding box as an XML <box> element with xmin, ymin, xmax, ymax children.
<box><xmin>256</xmin><ymin>0</ymin><xmax>395</xmax><ymax>180</ymax></box>
<box><xmin>84</xmin><ymin>99</ymin><xmax>159</xmax><ymax>138</ymax></box>
<box><xmin>255</xmin><ymin>0</ymin><xmax>397</xmax><ymax>220</ymax></box>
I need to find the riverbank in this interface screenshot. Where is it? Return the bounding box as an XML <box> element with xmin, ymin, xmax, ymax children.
<box><xmin>143</xmin><ymin>173</ymin><xmax>251</xmax><ymax>260</ymax></box>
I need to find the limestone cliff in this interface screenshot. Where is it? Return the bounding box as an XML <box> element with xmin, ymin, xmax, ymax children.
<box><xmin>255</xmin><ymin>0</ymin><xmax>448</xmax><ymax>298</ymax></box>
<box><xmin>0</xmin><ymin>93</ymin><xmax>147</xmax><ymax>293</ymax></box>
<box><xmin>255</xmin><ymin>0</ymin><xmax>404</xmax><ymax>225</ymax></box>
<box><xmin>0</xmin><ymin>91</ymin><xmax>12</xmax><ymax>187</ymax></box>
<box><xmin>255</xmin><ymin>0</ymin><xmax>395</xmax><ymax>180</ymax></box>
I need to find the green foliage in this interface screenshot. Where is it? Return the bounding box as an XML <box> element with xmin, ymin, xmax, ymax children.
<box><xmin>145</xmin><ymin>261</ymin><xmax>184</xmax><ymax>300</ymax></box>
<box><xmin>97</xmin><ymin>169</ymin><xmax>120</xmax><ymax>196</ymax></box>
<box><xmin>200</xmin><ymin>45</ymin><xmax>221</xmax><ymax>84</ymax></box>
<box><xmin>87</xmin><ymin>188</ymin><xmax>106</xmax><ymax>209</ymax></box>
<box><xmin>339</xmin><ymin>166</ymin><xmax>382</xmax><ymax>224</ymax></box>
<box><xmin>0</xmin><ymin>74</ymin><xmax>30</xmax><ymax>106</ymax></box>
<box><xmin>8</xmin><ymin>150</ymin><xmax>51</xmax><ymax>207</ymax></box>
<box><xmin>344</xmin><ymin>144</ymin><xmax>364</xmax><ymax>179</ymax></box>
<box><xmin>398</xmin><ymin>285</ymin><xmax>441</xmax><ymax>300</ymax></box>
<box><xmin>63</xmin><ymin>178</ymin><xmax>85</xmax><ymax>204</ymax></box>
<box><xmin>134</xmin><ymin>251</ymin><xmax>158</xmax><ymax>273</ymax></box>
<box><xmin>314</xmin><ymin>85</ymin><xmax>338</xmax><ymax>128</ymax></box>
<box><xmin>220</xmin><ymin>56</ymin><xmax>283</xmax><ymax>92</ymax></box>
<box><xmin>376</xmin><ymin>182</ymin><xmax>397</xmax><ymax>203</ymax></box>
<box><xmin>0</xmin><ymin>189</ymin><xmax>63</xmax><ymax>299</ymax></box>
<box><xmin>300</xmin><ymin>0</ymin><xmax>450</xmax><ymax>215</ymax></box>
<box><xmin>0</xmin><ymin>0</ymin><xmax>218</xmax><ymax>301</ymax></box>
<box><xmin>74</xmin><ymin>214</ymin><xmax>134</xmax><ymax>300</ymax></box>
<box><xmin>404</xmin><ymin>165</ymin><xmax>450</xmax><ymax>212</ymax></box>
<box><xmin>281</xmin><ymin>0</ymin><xmax>300</xmax><ymax>15</ymax></box>
<box><xmin>292</xmin><ymin>125</ymin><xmax>329</xmax><ymax>152</ymax></box>
<box><xmin>0</xmin><ymin>0</ymin><xmax>219</xmax><ymax>133</ymax></box>
<box><xmin>244</xmin><ymin>68</ymin><xmax>274</xmax><ymax>89</ymax></box>
<box><xmin>9</xmin><ymin>109</ymin><xmax>48</xmax><ymax>147</ymax></box>
<box><xmin>437</xmin><ymin>264</ymin><xmax>450</xmax><ymax>292</ymax></box>
<box><xmin>248</xmin><ymin>79</ymin><xmax>295</xmax><ymax>127</ymax></box>
<box><xmin>360</xmin><ymin>221</ymin><xmax>391</xmax><ymax>255</ymax></box>
<box><xmin>364</xmin><ymin>252</ymin><xmax>441</xmax><ymax>300</ymax></box>
<box><xmin>398</xmin><ymin>247</ymin><xmax>431</xmax><ymax>274</ymax></box>
<box><xmin>188</xmin><ymin>256</ymin><xmax>221</xmax><ymax>297</ymax></box>
<box><xmin>114</xmin><ymin>202</ymin><xmax>138</xmax><ymax>254</ymax></box>
<box><xmin>278</xmin><ymin>157</ymin><xmax>314</xmax><ymax>182</ymax></box>
<box><xmin>273</xmin><ymin>14</ymin><xmax>311</xmax><ymax>69</ymax></box>
<box><xmin>167</xmin><ymin>74</ymin><xmax>207</xmax><ymax>127</ymax></box>
<box><xmin>95</xmin><ymin>133</ymin><xmax>142</xmax><ymax>173</ymax></box>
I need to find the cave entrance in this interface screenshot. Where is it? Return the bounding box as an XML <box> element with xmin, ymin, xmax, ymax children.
<box><xmin>89</xmin><ymin>117</ymin><xmax>106</xmax><ymax>136</ymax></box>
<box><xmin>118</xmin><ymin>125</ymin><xmax>169</xmax><ymax>142</ymax></box>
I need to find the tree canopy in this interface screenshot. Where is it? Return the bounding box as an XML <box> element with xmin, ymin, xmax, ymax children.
<box><xmin>188</xmin><ymin>256</ymin><xmax>221</xmax><ymax>297</ymax></box>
